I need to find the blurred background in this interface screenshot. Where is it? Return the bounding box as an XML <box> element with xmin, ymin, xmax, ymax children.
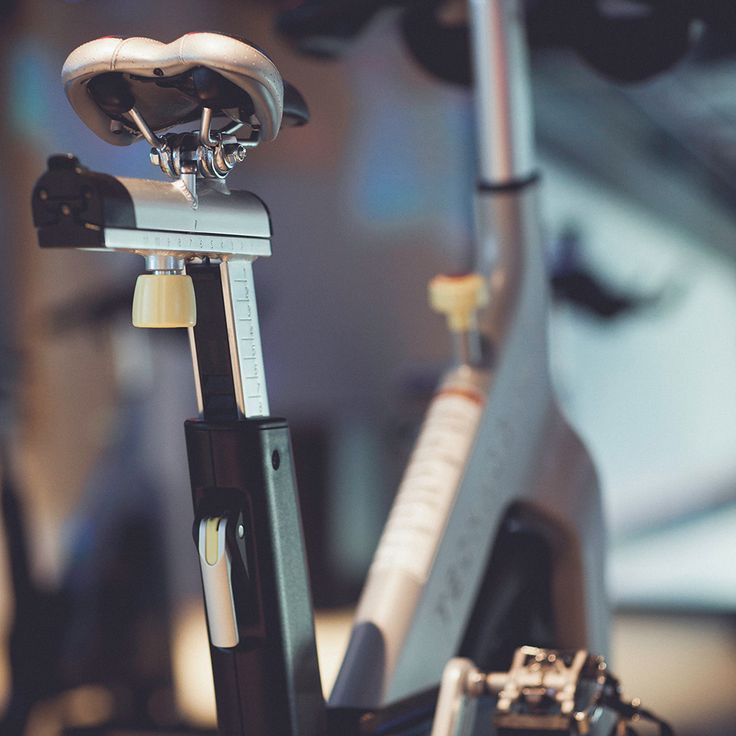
<box><xmin>0</xmin><ymin>0</ymin><xmax>735</xmax><ymax>734</ymax></box>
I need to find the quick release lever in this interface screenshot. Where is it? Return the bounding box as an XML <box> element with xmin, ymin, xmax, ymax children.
<box><xmin>197</xmin><ymin>514</ymin><xmax>247</xmax><ymax>649</ymax></box>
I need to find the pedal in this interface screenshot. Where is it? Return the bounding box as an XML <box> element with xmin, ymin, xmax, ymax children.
<box><xmin>431</xmin><ymin>649</ymin><xmax>616</xmax><ymax>736</ymax></box>
<box><xmin>431</xmin><ymin>647</ymin><xmax>674</xmax><ymax>736</ymax></box>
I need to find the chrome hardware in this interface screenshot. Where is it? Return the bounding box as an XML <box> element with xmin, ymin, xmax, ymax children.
<box><xmin>122</xmin><ymin>104</ymin><xmax>253</xmax><ymax>203</ymax></box>
<box><xmin>431</xmin><ymin>647</ymin><xmax>621</xmax><ymax>736</ymax></box>
<box><xmin>143</xmin><ymin>254</ymin><xmax>186</xmax><ymax>275</ymax></box>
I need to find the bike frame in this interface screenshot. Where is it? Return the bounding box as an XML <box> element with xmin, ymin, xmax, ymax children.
<box><xmin>29</xmin><ymin>2</ymin><xmax>608</xmax><ymax>735</ymax></box>
<box><xmin>329</xmin><ymin>0</ymin><xmax>607</xmax><ymax>713</ymax></box>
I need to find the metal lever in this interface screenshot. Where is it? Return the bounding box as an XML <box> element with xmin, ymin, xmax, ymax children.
<box><xmin>197</xmin><ymin>516</ymin><xmax>241</xmax><ymax>649</ymax></box>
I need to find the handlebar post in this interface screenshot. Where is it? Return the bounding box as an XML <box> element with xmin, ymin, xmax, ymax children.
<box><xmin>468</xmin><ymin>0</ymin><xmax>536</xmax><ymax>185</ymax></box>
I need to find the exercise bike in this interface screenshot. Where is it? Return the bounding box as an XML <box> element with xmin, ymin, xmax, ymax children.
<box><xmin>29</xmin><ymin>2</ymin><xmax>681</xmax><ymax>734</ymax></box>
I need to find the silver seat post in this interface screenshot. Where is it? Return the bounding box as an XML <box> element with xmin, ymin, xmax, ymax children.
<box><xmin>468</xmin><ymin>0</ymin><xmax>548</xmax><ymax>347</ymax></box>
<box><xmin>469</xmin><ymin>0</ymin><xmax>536</xmax><ymax>186</ymax></box>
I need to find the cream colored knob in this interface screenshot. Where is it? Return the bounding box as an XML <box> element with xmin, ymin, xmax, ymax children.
<box><xmin>132</xmin><ymin>274</ymin><xmax>197</xmax><ymax>328</ymax></box>
<box><xmin>429</xmin><ymin>273</ymin><xmax>488</xmax><ymax>332</ymax></box>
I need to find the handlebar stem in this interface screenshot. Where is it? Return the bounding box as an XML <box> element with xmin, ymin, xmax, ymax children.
<box><xmin>469</xmin><ymin>0</ymin><xmax>536</xmax><ymax>184</ymax></box>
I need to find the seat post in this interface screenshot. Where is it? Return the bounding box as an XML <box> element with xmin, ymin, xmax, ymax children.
<box><xmin>468</xmin><ymin>0</ymin><xmax>536</xmax><ymax>186</ymax></box>
<box><xmin>31</xmin><ymin>32</ymin><xmax>324</xmax><ymax>736</ymax></box>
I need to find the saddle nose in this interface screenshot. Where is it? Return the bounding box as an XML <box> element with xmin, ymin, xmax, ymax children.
<box><xmin>62</xmin><ymin>33</ymin><xmax>288</xmax><ymax>145</ymax></box>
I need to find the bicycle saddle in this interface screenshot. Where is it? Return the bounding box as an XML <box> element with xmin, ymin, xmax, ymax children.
<box><xmin>63</xmin><ymin>33</ymin><xmax>292</xmax><ymax>146</ymax></box>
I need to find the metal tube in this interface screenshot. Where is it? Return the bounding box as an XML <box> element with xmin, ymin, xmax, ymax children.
<box><xmin>143</xmin><ymin>254</ymin><xmax>186</xmax><ymax>274</ymax></box>
<box><xmin>128</xmin><ymin>106</ymin><xmax>162</xmax><ymax>149</ymax></box>
<box><xmin>468</xmin><ymin>0</ymin><xmax>536</xmax><ymax>184</ymax></box>
<box><xmin>453</xmin><ymin>329</ymin><xmax>483</xmax><ymax>367</ymax></box>
<box><xmin>199</xmin><ymin>106</ymin><xmax>218</xmax><ymax>148</ymax></box>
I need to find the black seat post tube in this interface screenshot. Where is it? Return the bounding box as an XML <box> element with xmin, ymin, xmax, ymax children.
<box><xmin>185</xmin><ymin>257</ymin><xmax>325</xmax><ymax>736</ymax></box>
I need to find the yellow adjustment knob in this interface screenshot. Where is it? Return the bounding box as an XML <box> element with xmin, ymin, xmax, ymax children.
<box><xmin>132</xmin><ymin>274</ymin><xmax>197</xmax><ymax>328</ymax></box>
<box><xmin>428</xmin><ymin>273</ymin><xmax>488</xmax><ymax>333</ymax></box>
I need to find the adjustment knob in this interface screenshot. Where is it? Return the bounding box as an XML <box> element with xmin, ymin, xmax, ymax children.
<box><xmin>132</xmin><ymin>274</ymin><xmax>197</xmax><ymax>328</ymax></box>
<box><xmin>429</xmin><ymin>273</ymin><xmax>488</xmax><ymax>332</ymax></box>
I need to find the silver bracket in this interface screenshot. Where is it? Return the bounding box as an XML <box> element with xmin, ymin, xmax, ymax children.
<box><xmin>126</xmin><ymin>105</ymin><xmax>256</xmax><ymax>201</ymax></box>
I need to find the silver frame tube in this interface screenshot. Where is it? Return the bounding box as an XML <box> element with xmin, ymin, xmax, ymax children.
<box><xmin>331</xmin><ymin>0</ymin><xmax>608</xmax><ymax>710</ymax></box>
<box><xmin>469</xmin><ymin>0</ymin><xmax>535</xmax><ymax>184</ymax></box>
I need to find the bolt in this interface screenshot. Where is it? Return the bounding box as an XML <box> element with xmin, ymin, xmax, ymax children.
<box><xmin>465</xmin><ymin>668</ymin><xmax>486</xmax><ymax>697</ymax></box>
<box><xmin>238</xmin><ymin>524</ymin><xmax>245</xmax><ymax>539</ymax></box>
<box><xmin>39</xmin><ymin>189</ymin><xmax>48</xmax><ymax>201</ymax></box>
